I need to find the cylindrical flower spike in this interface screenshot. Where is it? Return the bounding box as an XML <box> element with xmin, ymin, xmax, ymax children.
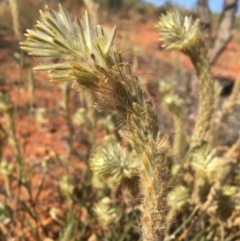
<box><xmin>157</xmin><ymin>11</ymin><xmax>215</xmax><ymax>148</ymax></box>
<box><xmin>21</xmin><ymin>5</ymin><xmax>170</xmax><ymax>240</ymax></box>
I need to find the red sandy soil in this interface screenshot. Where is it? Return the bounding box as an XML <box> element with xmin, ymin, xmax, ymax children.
<box><xmin>131</xmin><ymin>21</ymin><xmax>240</xmax><ymax>79</ymax></box>
<box><xmin>0</xmin><ymin>17</ymin><xmax>239</xmax><ymax>240</ymax></box>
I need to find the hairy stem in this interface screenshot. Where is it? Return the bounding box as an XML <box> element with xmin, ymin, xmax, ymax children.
<box><xmin>20</xmin><ymin>5</ymin><xmax>171</xmax><ymax>240</ymax></box>
<box><xmin>156</xmin><ymin>11</ymin><xmax>215</xmax><ymax>148</ymax></box>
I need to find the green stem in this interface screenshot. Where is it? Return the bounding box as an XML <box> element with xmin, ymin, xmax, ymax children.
<box><xmin>4</xmin><ymin>175</ymin><xmax>12</xmax><ymax>197</ymax></box>
<box><xmin>173</xmin><ymin>112</ymin><xmax>182</xmax><ymax>156</ymax></box>
<box><xmin>171</xmin><ymin>206</ymin><xmax>199</xmax><ymax>237</ymax></box>
<box><xmin>184</xmin><ymin>39</ymin><xmax>215</xmax><ymax>148</ymax></box>
<box><xmin>168</xmin><ymin>147</ymin><xmax>193</xmax><ymax>187</ymax></box>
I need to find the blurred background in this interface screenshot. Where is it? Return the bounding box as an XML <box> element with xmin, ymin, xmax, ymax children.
<box><xmin>0</xmin><ymin>0</ymin><xmax>239</xmax><ymax>240</ymax></box>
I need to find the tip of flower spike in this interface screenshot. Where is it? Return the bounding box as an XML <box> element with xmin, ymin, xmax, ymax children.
<box><xmin>19</xmin><ymin>46</ymin><xmax>28</xmax><ymax>52</ymax></box>
<box><xmin>156</xmin><ymin>11</ymin><xmax>200</xmax><ymax>51</ymax></box>
<box><xmin>103</xmin><ymin>25</ymin><xmax>117</xmax><ymax>55</ymax></box>
<box><xmin>58</xmin><ymin>4</ymin><xmax>66</xmax><ymax>16</ymax></box>
<box><xmin>44</xmin><ymin>5</ymin><xmax>50</xmax><ymax>12</ymax></box>
<box><xmin>39</xmin><ymin>10</ymin><xmax>44</xmax><ymax>18</ymax></box>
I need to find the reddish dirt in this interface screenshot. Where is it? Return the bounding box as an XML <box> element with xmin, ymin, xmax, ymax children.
<box><xmin>130</xmin><ymin>21</ymin><xmax>240</xmax><ymax>79</ymax></box>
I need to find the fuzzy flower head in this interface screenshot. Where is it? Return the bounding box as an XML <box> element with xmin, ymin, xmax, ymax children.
<box><xmin>167</xmin><ymin>186</ymin><xmax>189</xmax><ymax>211</ymax></box>
<box><xmin>191</xmin><ymin>146</ymin><xmax>220</xmax><ymax>180</ymax></box>
<box><xmin>217</xmin><ymin>186</ymin><xmax>240</xmax><ymax>222</ymax></box>
<box><xmin>20</xmin><ymin>5</ymin><xmax>137</xmax><ymax>118</ymax></box>
<box><xmin>156</xmin><ymin>11</ymin><xmax>200</xmax><ymax>52</ymax></box>
<box><xmin>90</xmin><ymin>136</ymin><xmax>138</xmax><ymax>184</ymax></box>
<box><xmin>92</xmin><ymin>197</ymin><xmax>118</xmax><ymax>227</ymax></box>
<box><xmin>20</xmin><ymin>4</ymin><xmax>116</xmax><ymax>83</ymax></box>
